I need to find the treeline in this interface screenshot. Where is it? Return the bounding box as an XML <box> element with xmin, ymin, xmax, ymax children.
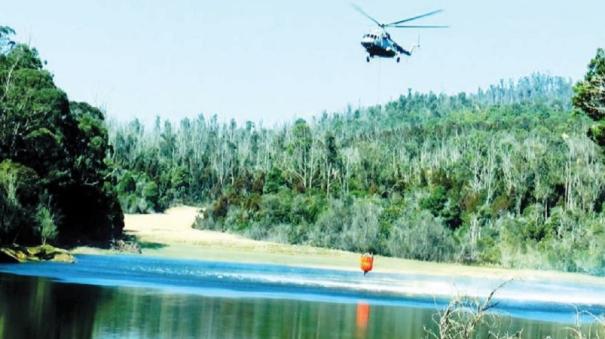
<box><xmin>0</xmin><ymin>27</ymin><xmax>123</xmax><ymax>246</ymax></box>
<box><xmin>109</xmin><ymin>68</ymin><xmax>605</xmax><ymax>275</ymax></box>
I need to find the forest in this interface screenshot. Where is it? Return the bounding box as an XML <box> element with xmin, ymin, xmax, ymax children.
<box><xmin>1</xmin><ymin>22</ymin><xmax>604</xmax><ymax>275</ymax></box>
<box><xmin>110</xmin><ymin>49</ymin><xmax>605</xmax><ymax>275</ymax></box>
<box><xmin>0</xmin><ymin>26</ymin><xmax>123</xmax><ymax>246</ymax></box>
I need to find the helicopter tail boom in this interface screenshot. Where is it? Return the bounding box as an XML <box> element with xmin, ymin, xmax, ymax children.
<box><xmin>409</xmin><ymin>35</ymin><xmax>421</xmax><ymax>55</ymax></box>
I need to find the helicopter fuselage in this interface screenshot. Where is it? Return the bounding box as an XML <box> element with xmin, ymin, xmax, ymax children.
<box><xmin>353</xmin><ymin>5</ymin><xmax>447</xmax><ymax>63</ymax></box>
<box><xmin>361</xmin><ymin>30</ymin><xmax>409</xmax><ymax>62</ymax></box>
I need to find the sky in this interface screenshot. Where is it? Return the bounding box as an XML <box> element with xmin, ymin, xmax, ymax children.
<box><xmin>1</xmin><ymin>0</ymin><xmax>604</xmax><ymax>125</ymax></box>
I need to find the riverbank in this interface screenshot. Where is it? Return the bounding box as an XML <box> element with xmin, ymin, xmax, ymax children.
<box><xmin>72</xmin><ymin>206</ymin><xmax>605</xmax><ymax>288</ymax></box>
<box><xmin>0</xmin><ymin>244</ymin><xmax>75</xmax><ymax>263</ymax></box>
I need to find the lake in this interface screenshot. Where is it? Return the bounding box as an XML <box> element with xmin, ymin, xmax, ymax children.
<box><xmin>0</xmin><ymin>255</ymin><xmax>603</xmax><ymax>338</ymax></box>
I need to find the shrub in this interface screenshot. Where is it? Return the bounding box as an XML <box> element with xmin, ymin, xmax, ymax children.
<box><xmin>35</xmin><ymin>205</ymin><xmax>58</xmax><ymax>245</ymax></box>
<box><xmin>306</xmin><ymin>199</ymin><xmax>349</xmax><ymax>248</ymax></box>
<box><xmin>339</xmin><ymin>198</ymin><xmax>382</xmax><ymax>253</ymax></box>
<box><xmin>387</xmin><ymin>209</ymin><xmax>456</xmax><ymax>262</ymax></box>
<box><xmin>0</xmin><ymin>160</ymin><xmax>40</xmax><ymax>244</ymax></box>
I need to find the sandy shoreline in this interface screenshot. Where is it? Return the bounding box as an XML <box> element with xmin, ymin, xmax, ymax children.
<box><xmin>73</xmin><ymin>206</ymin><xmax>605</xmax><ymax>287</ymax></box>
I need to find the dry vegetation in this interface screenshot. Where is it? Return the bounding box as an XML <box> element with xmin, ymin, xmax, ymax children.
<box><xmin>427</xmin><ymin>282</ymin><xmax>605</xmax><ymax>339</ymax></box>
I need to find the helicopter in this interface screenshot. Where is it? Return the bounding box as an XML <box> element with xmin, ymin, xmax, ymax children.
<box><xmin>353</xmin><ymin>5</ymin><xmax>447</xmax><ymax>63</ymax></box>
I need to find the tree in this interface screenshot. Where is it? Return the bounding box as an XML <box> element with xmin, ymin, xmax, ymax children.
<box><xmin>323</xmin><ymin>132</ymin><xmax>339</xmax><ymax>196</ymax></box>
<box><xmin>36</xmin><ymin>204</ymin><xmax>58</xmax><ymax>245</ymax></box>
<box><xmin>573</xmin><ymin>48</ymin><xmax>605</xmax><ymax>146</ymax></box>
<box><xmin>0</xmin><ymin>26</ymin><xmax>15</xmax><ymax>54</ymax></box>
<box><xmin>288</xmin><ymin>119</ymin><xmax>314</xmax><ymax>191</ymax></box>
<box><xmin>0</xmin><ymin>29</ymin><xmax>123</xmax><ymax>245</ymax></box>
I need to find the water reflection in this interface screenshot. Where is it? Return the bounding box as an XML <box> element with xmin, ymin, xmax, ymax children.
<box><xmin>356</xmin><ymin>302</ymin><xmax>370</xmax><ymax>338</ymax></box>
<box><xmin>91</xmin><ymin>291</ymin><xmax>412</xmax><ymax>338</ymax></box>
<box><xmin>0</xmin><ymin>273</ymin><xmax>602</xmax><ymax>339</ymax></box>
<box><xmin>0</xmin><ymin>274</ymin><xmax>104</xmax><ymax>339</ymax></box>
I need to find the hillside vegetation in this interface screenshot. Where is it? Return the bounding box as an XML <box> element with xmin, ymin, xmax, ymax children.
<box><xmin>110</xmin><ymin>61</ymin><xmax>605</xmax><ymax>275</ymax></box>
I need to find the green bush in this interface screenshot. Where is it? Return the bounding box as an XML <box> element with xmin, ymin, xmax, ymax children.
<box><xmin>387</xmin><ymin>209</ymin><xmax>455</xmax><ymax>262</ymax></box>
<box><xmin>35</xmin><ymin>204</ymin><xmax>58</xmax><ymax>245</ymax></box>
<box><xmin>339</xmin><ymin>198</ymin><xmax>382</xmax><ymax>253</ymax></box>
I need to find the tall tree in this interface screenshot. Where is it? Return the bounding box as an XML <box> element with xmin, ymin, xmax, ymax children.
<box><xmin>573</xmin><ymin>48</ymin><xmax>605</xmax><ymax>146</ymax></box>
<box><xmin>0</xmin><ymin>27</ymin><xmax>123</xmax><ymax>245</ymax></box>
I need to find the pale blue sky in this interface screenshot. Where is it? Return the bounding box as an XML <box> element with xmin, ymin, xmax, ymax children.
<box><xmin>1</xmin><ymin>0</ymin><xmax>604</xmax><ymax>125</ymax></box>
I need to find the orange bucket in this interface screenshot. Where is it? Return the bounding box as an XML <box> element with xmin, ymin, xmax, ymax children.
<box><xmin>360</xmin><ymin>253</ymin><xmax>374</xmax><ymax>275</ymax></box>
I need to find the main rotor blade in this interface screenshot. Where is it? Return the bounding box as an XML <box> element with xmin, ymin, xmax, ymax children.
<box><xmin>392</xmin><ymin>25</ymin><xmax>449</xmax><ymax>29</ymax></box>
<box><xmin>351</xmin><ymin>4</ymin><xmax>383</xmax><ymax>27</ymax></box>
<box><xmin>386</xmin><ymin>9</ymin><xmax>444</xmax><ymax>26</ymax></box>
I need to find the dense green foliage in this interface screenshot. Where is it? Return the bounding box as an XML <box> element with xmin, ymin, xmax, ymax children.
<box><xmin>110</xmin><ymin>69</ymin><xmax>605</xmax><ymax>275</ymax></box>
<box><xmin>0</xmin><ymin>27</ymin><xmax>123</xmax><ymax>245</ymax></box>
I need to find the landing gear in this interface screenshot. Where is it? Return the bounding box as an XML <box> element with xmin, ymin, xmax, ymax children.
<box><xmin>366</xmin><ymin>55</ymin><xmax>371</xmax><ymax>63</ymax></box>
<box><xmin>396</xmin><ymin>56</ymin><xmax>401</xmax><ymax>63</ymax></box>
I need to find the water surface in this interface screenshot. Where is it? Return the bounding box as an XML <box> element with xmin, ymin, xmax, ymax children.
<box><xmin>0</xmin><ymin>255</ymin><xmax>603</xmax><ymax>338</ymax></box>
